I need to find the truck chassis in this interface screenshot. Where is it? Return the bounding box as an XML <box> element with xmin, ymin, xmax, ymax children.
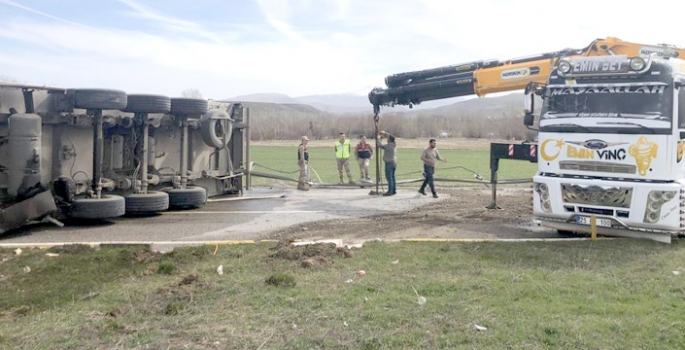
<box><xmin>0</xmin><ymin>84</ymin><xmax>248</xmax><ymax>234</ymax></box>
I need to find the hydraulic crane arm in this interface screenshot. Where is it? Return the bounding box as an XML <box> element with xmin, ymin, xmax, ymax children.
<box><xmin>368</xmin><ymin>37</ymin><xmax>685</xmax><ymax>108</ymax></box>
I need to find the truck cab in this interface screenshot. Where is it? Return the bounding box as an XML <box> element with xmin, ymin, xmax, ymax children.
<box><xmin>531</xmin><ymin>54</ymin><xmax>685</xmax><ymax>242</ymax></box>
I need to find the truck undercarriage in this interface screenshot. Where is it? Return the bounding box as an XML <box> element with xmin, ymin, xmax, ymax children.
<box><xmin>0</xmin><ymin>84</ymin><xmax>248</xmax><ymax>234</ymax></box>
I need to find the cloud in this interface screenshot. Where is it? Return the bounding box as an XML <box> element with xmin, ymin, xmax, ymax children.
<box><xmin>0</xmin><ymin>0</ymin><xmax>92</xmax><ymax>28</ymax></box>
<box><xmin>254</xmin><ymin>0</ymin><xmax>308</xmax><ymax>45</ymax></box>
<box><xmin>0</xmin><ymin>0</ymin><xmax>684</xmax><ymax>100</ymax></box>
<box><xmin>0</xmin><ymin>19</ymin><xmax>370</xmax><ymax>98</ymax></box>
<box><xmin>115</xmin><ymin>0</ymin><xmax>226</xmax><ymax>43</ymax></box>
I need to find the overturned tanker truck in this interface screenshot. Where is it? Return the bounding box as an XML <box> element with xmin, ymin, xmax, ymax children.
<box><xmin>0</xmin><ymin>84</ymin><xmax>248</xmax><ymax>234</ymax></box>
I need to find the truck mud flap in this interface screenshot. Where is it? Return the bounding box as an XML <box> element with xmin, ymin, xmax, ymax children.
<box><xmin>0</xmin><ymin>190</ymin><xmax>58</xmax><ymax>235</ymax></box>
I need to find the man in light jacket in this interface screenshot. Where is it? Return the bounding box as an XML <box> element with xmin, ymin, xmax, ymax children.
<box><xmin>419</xmin><ymin>139</ymin><xmax>447</xmax><ymax>198</ymax></box>
<box><xmin>334</xmin><ymin>132</ymin><xmax>354</xmax><ymax>185</ymax></box>
<box><xmin>297</xmin><ymin>136</ymin><xmax>310</xmax><ymax>191</ymax></box>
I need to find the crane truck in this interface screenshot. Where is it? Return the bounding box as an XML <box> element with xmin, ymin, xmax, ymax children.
<box><xmin>0</xmin><ymin>86</ymin><xmax>248</xmax><ymax>235</ymax></box>
<box><xmin>369</xmin><ymin>37</ymin><xmax>685</xmax><ymax>243</ymax></box>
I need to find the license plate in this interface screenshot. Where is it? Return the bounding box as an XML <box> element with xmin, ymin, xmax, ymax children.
<box><xmin>575</xmin><ymin>216</ymin><xmax>612</xmax><ymax>227</ymax></box>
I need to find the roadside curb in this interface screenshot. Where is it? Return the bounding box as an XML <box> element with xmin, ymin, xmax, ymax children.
<box><xmin>0</xmin><ymin>237</ymin><xmax>613</xmax><ymax>252</ymax></box>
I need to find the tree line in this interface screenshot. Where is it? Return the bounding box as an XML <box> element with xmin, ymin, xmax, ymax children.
<box><xmin>246</xmin><ymin>104</ymin><xmax>537</xmax><ymax>141</ymax></box>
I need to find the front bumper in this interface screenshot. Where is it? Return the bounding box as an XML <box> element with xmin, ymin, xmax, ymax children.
<box><xmin>533</xmin><ymin>175</ymin><xmax>684</xmax><ymax>243</ymax></box>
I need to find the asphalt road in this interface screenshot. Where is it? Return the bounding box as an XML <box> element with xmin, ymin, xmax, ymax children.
<box><xmin>0</xmin><ymin>187</ymin><xmax>443</xmax><ymax>244</ymax></box>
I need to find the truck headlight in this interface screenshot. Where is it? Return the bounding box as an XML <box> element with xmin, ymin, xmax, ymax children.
<box><xmin>629</xmin><ymin>57</ymin><xmax>646</xmax><ymax>71</ymax></box>
<box><xmin>558</xmin><ymin>60</ymin><xmax>572</xmax><ymax>74</ymax></box>
<box><xmin>645</xmin><ymin>211</ymin><xmax>660</xmax><ymax>223</ymax></box>
<box><xmin>643</xmin><ymin>190</ymin><xmax>677</xmax><ymax>223</ymax></box>
<box><xmin>534</xmin><ymin>182</ymin><xmax>552</xmax><ymax>213</ymax></box>
<box><xmin>661</xmin><ymin>191</ymin><xmax>676</xmax><ymax>201</ymax></box>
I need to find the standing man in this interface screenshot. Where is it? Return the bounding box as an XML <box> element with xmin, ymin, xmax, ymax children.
<box><xmin>297</xmin><ymin>136</ymin><xmax>309</xmax><ymax>191</ymax></box>
<box><xmin>355</xmin><ymin>135</ymin><xmax>373</xmax><ymax>181</ymax></box>
<box><xmin>419</xmin><ymin>139</ymin><xmax>447</xmax><ymax>198</ymax></box>
<box><xmin>377</xmin><ymin>130</ymin><xmax>397</xmax><ymax>196</ymax></box>
<box><xmin>334</xmin><ymin>132</ymin><xmax>354</xmax><ymax>185</ymax></box>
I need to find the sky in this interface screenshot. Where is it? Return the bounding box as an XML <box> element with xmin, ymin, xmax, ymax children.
<box><xmin>1</xmin><ymin>0</ymin><xmax>684</xmax><ymax>100</ymax></box>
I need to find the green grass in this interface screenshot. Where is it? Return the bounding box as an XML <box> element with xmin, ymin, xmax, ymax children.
<box><xmin>1</xmin><ymin>240</ymin><xmax>685</xmax><ymax>349</ymax></box>
<box><xmin>250</xmin><ymin>145</ymin><xmax>537</xmax><ymax>186</ymax></box>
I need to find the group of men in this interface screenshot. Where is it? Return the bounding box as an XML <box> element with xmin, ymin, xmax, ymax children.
<box><xmin>297</xmin><ymin>132</ymin><xmax>447</xmax><ymax>197</ymax></box>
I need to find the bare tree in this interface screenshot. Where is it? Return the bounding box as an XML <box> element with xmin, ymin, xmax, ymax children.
<box><xmin>181</xmin><ymin>88</ymin><xmax>203</xmax><ymax>99</ymax></box>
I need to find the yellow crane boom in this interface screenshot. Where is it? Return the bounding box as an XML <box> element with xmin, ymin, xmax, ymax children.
<box><xmin>368</xmin><ymin>37</ymin><xmax>685</xmax><ymax>108</ymax></box>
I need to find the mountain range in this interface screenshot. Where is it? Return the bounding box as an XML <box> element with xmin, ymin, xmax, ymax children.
<box><xmin>221</xmin><ymin>92</ymin><xmax>474</xmax><ymax>114</ymax></box>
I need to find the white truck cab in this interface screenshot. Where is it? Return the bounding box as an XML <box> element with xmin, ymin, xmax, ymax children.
<box><xmin>532</xmin><ymin>54</ymin><xmax>685</xmax><ymax>242</ymax></box>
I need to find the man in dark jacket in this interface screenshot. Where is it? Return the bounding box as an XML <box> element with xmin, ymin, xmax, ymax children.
<box><xmin>355</xmin><ymin>135</ymin><xmax>373</xmax><ymax>180</ymax></box>
<box><xmin>377</xmin><ymin>130</ymin><xmax>397</xmax><ymax>196</ymax></box>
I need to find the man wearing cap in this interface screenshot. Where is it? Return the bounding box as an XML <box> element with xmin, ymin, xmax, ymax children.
<box><xmin>297</xmin><ymin>136</ymin><xmax>310</xmax><ymax>191</ymax></box>
<box><xmin>355</xmin><ymin>135</ymin><xmax>373</xmax><ymax>181</ymax></box>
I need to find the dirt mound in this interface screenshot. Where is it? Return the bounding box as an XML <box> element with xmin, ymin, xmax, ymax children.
<box><xmin>268</xmin><ymin>239</ymin><xmax>353</xmax><ymax>268</ymax></box>
<box><xmin>155</xmin><ymin>274</ymin><xmax>208</xmax><ymax>315</ymax></box>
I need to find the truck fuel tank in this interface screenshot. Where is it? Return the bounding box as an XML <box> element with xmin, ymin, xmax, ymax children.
<box><xmin>7</xmin><ymin>113</ymin><xmax>42</xmax><ymax>199</ymax></box>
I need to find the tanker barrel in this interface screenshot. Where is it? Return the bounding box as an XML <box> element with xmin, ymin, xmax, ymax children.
<box><xmin>384</xmin><ymin>59</ymin><xmax>500</xmax><ymax>88</ymax></box>
<box><xmin>369</xmin><ymin>76</ymin><xmax>476</xmax><ymax>106</ymax></box>
<box><xmin>7</xmin><ymin>113</ymin><xmax>42</xmax><ymax>198</ymax></box>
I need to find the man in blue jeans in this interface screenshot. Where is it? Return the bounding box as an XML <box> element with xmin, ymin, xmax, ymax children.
<box><xmin>419</xmin><ymin>139</ymin><xmax>447</xmax><ymax>198</ymax></box>
<box><xmin>377</xmin><ymin>130</ymin><xmax>396</xmax><ymax>196</ymax></box>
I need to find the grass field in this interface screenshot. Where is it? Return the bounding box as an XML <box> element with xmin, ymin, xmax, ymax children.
<box><xmin>249</xmin><ymin>138</ymin><xmax>537</xmax><ymax>186</ymax></box>
<box><xmin>1</xmin><ymin>240</ymin><xmax>684</xmax><ymax>349</ymax></box>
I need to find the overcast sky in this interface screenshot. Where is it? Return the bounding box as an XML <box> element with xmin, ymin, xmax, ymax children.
<box><xmin>1</xmin><ymin>0</ymin><xmax>683</xmax><ymax>100</ymax></box>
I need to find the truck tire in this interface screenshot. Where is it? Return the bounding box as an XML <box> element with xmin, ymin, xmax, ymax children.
<box><xmin>170</xmin><ymin>98</ymin><xmax>208</xmax><ymax>115</ymax></box>
<box><xmin>73</xmin><ymin>89</ymin><xmax>128</xmax><ymax>110</ymax></box>
<box><xmin>164</xmin><ymin>186</ymin><xmax>207</xmax><ymax>209</ymax></box>
<box><xmin>67</xmin><ymin>194</ymin><xmax>126</xmax><ymax>219</ymax></box>
<box><xmin>123</xmin><ymin>94</ymin><xmax>171</xmax><ymax>114</ymax></box>
<box><xmin>200</xmin><ymin>109</ymin><xmax>232</xmax><ymax>148</ymax></box>
<box><xmin>124</xmin><ymin>191</ymin><xmax>169</xmax><ymax>215</ymax></box>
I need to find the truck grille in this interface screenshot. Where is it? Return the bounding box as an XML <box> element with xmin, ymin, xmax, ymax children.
<box><xmin>559</xmin><ymin>161</ymin><xmax>636</xmax><ymax>174</ymax></box>
<box><xmin>561</xmin><ymin>184</ymin><xmax>632</xmax><ymax>208</ymax></box>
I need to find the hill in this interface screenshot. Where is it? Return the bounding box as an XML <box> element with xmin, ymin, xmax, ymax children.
<box><xmin>223</xmin><ymin>92</ymin><xmax>469</xmax><ymax>114</ymax></box>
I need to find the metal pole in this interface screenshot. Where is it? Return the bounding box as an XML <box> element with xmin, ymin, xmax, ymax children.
<box><xmin>180</xmin><ymin>115</ymin><xmax>189</xmax><ymax>189</ymax></box>
<box><xmin>92</xmin><ymin>109</ymin><xmax>104</xmax><ymax>198</ymax></box>
<box><xmin>245</xmin><ymin>108</ymin><xmax>251</xmax><ymax>190</ymax></box>
<box><xmin>373</xmin><ymin>105</ymin><xmax>380</xmax><ymax>194</ymax></box>
<box><xmin>140</xmin><ymin>113</ymin><xmax>149</xmax><ymax>194</ymax></box>
<box><xmin>486</xmin><ymin>145</ymin><xmax>500</xmax><ymax>209</ymax></box>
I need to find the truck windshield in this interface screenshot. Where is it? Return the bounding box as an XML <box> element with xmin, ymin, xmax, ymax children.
<box><xmin>540</xmin><ymin>83</ymin><xmax>673</xmax><ymax>134</ymax></box>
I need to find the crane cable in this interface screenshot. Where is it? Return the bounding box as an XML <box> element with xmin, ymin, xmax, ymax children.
<box><xmin>373</xmin><ymin>105</ymin><xmax>386</xmax><ymax>194</ymax></box>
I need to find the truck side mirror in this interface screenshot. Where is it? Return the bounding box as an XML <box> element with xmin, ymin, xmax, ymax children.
<box><xmin>523</xmin><ymin>82</ymin><xmax>535</xmax><ymax>114</ymax></box>
<box><xmin>522</xmin><ymin>82</ymin><xmax>538</xmax><ymax>131</ymax></box>
<box><xmin>523</xmin><ymin>113</ymin><xmax>535</xmax><ymax>127</ymax></box>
